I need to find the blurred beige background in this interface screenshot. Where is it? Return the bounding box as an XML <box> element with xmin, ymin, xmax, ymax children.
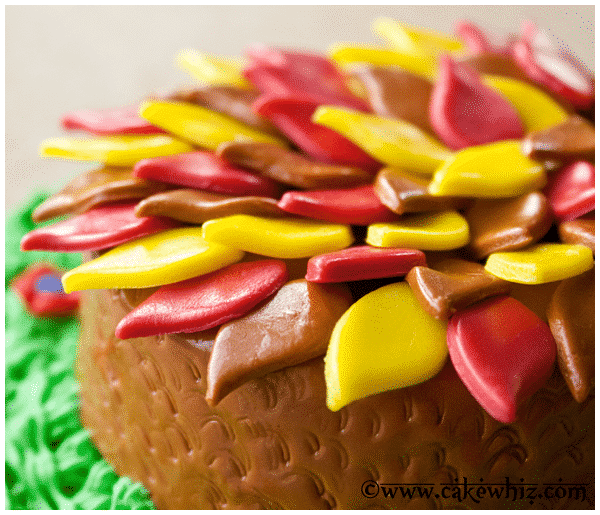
<box><xmin>5</xmin><ymin>5</ymin><xmax>594</xmax><ymax>212</ymax></box>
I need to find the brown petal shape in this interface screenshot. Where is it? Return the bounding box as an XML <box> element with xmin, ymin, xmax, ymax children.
<box><xmin>558</xmin><ymin>216</ymin><xmax>595</xmax><ymax>253</ymax></box>
<box><xmin>32</xmin><ymin>166</ymin><xmax>171</xmax><ymax>223</ymax></box>
<box><xmin>406</xmin><ymin>258</ymin><xmax>511</xmax><ymax>319</ymax></box>
<box><xmin>170</xmin><ymin>86</ymin><xmax>284</xmax><ymax>137</ymax></box>
<box><xmin>205</xmin><ymin>279</ymin><xmax>352</xmax><ymax>405</ymax></box>
<box><xmin>465</xmin><ymin>192</ymin><xmax>553</xmax><ymax>260</ymax></box>
<box><xmin>135</xmin><ymin>189</ymin><xmax>284</xmax><ymax>224</ymax></box>
<box><xmin>373</xmin><ymin>167</ymin><xmax>470</xmax><ymax>215</ymax></box>
<box><xmin>509</xmin><ymin>281</ymin><xmax>561</xmax><ymax>322</ymax></box>
<box><xmin>460</xmin><ymin>53</ymin><xmax>533</xmax><ymax>83</ymax></box>
<box><xmin>217</xmin><ymin>141</ymin><xmax>373</xmax><ymax>190</ymax></box>
<box><xmin>349</xmin><ymin>66</ymin><xmax>435</xmax><ymax>134</ymax></box>
<box><xmin>522</xmin><ymin>115</ymin><xmax>595</xmax><ymax>163</ymax></box>
<box><xmin>547</xmin><ymin>268</ymin><xmax>595</xmax><ymax>403</ymax></box>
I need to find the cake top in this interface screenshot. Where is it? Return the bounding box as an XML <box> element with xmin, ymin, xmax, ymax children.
<box><xmin>19</xmin><ymin>18</ymin><xmax>594</xmax><ymax>424</ymax></box>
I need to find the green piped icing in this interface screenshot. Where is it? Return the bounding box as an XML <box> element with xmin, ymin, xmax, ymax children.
<box><xmin>5</xmin><ymin>193</ymin><xmax>155</xmax><ymax>510</ymax></box>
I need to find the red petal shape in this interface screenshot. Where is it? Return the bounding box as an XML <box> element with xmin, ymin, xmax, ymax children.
<box><xmin>253</xmin><ymin>95</ymin><xmax>380</xmax><ymax>170</ymax></box>
<box><xmin>278</xmin><ymin>185</ymin><xmax>396</xmax><ymax>225</ymax></box>
<box><xmin>447</xmin><ymin>296</ymin><xmax>556</xmax><ymax>423</ymax></box>
<box><xmin>133</xmin><ymin>151</ymin><xmax>282</xmax><ymax>197</ymax></box>
<box><xmin>512</xmin><ymin>39</ymin><xmax>594</xmax><ymax>109</ymax></box>
<box><xmin>429</xmin><ymin>55</ymin><xmax>524</xmax><ymax>150</ymax></box>
<box><xmin>20</xmin><ymin>203</ymin><xmax>179</xmax><ymax>252</ymax></box>
<box><xmin>243</xmin><ymin>46</ymin><xmax>369</xmax><ymax>111</ymax></box>
<box><xmin>306</xmin><ymin>246</ymin><xmax>426</xmax><ymax>283</ymax></box>
<box><xmin>11</xmin><ymin>264</ymin><xmax>80</xmax><ymax>317</ymax></box>
<box><xmin>544</xmin><ymin>161</ymin><xmax>595</xmax><ymax>222</ymax></box>
<box><xmin>115</xmin><ymin>259</ymin><xmax>289</xmax><ymax>339</ymax></box>
<box><xmin>61</xmin><ymin>106</ymin><xmax>164</xmax><ymax>135</ymax></box>
<box><xmin>455</xmin><ymin>21</ymin><xmax>495</xmax><ymax>54</ymax></box>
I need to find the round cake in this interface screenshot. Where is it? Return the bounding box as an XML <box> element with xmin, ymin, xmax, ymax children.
<box><xmin>18</xmin><ymin>17</ymin><xmax>594</xmax><ymax>509</ymax></box>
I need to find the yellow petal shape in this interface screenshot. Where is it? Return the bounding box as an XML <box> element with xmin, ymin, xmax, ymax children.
<box><xmin>61</xmin><ymin>227</ymin><xmax>244</xmax><ymax>293</ymax></box>
<box><xmin>139</xmin><ymin>101</ymin><xmax>287</xmax><ymax>150</ymax></box>
<box><xmin>484</xmin><ymin>243</ymin><xmax>594</xmax><ymax>284</ymax></box>
<box><xmin>366</xmin><ymin>210</ymin><xmax>470</xmax><ymax>250</ymax></box>
<box><xmin>202</xmin><ymin>215</ymin><xmax>354</xmax><ymax>259</ymax></box>
<box><xmin>429</xmin><ymin>140</ymin><xmax>546</xmax><ymax>198</ymax></box>
<box><xmin>483</xmin><ymin>75</ymin><xmax>570</xmax><ymax>133</ymax></box>
<box><xmin>325</xmin><ymin>282</ymin><xmax>448</xmax><ymax>411</ymax></box>
<box><xmin>40</xmin><ymin>135</ymin><xmax>193</xmax><ymax>167</ymax></box>
<box><xmin>328</xmin><ymin>44</ymin><xmax>437</xmax><ymax>79</ymax></box>
<box><xmin>373</xmin><ymin>18</ymin><xmax>465</xmax><ymax>57</ymax></box>
<box><xmin>176</xmin><ymin>49</ymin><xmax>252</xmax><ymax>88</ymax></box>
<box><xmin>312</xmin><ymin>106</ymin><xmax>453</xmax><ymax>175</ymax></box>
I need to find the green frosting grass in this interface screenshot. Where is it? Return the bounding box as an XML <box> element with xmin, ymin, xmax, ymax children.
<box><xmin>5</xmin><ymin>194</ymin><xmax>155</xmax><ymax>510</ymax></box>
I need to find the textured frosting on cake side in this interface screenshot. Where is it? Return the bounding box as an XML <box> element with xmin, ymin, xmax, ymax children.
<box><xmin>76</xmin><ymin>277</ymin><xmax>594</xmax><ymax>509</ymax></box>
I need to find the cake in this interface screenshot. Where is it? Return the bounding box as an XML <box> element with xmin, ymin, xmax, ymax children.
<box><xmin>15</xmin><ymin>18</ymin><xmax>594</xmax><ymax>509</ymax></box>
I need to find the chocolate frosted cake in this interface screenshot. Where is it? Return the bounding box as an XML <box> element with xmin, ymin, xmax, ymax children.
<box><xmin>19</xmin><ymin>18</ymin><xmax>594</xmax><ymax>509</ymax></box>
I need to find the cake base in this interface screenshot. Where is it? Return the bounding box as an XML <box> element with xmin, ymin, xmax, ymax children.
<box><xmin>76</xmin><ymin>286</ymin><xmax>594</xmax><ymax>509</ymax></box>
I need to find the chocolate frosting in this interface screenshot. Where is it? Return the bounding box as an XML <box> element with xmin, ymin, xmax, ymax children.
<box><xmin>217</xmin><ymin>141</ymin><xmax>373</xmax><ymax>190</ymax></box>
<box><xmin>76</xmin><ymin>281</ymin><xmax>594</xmax><ymax>509</ymax></box>
<box><xmin>134</xmin><ymin>188</ymin><xmax>284</xmax><ymax>224</ymax></box>
<box><xmin>32</xmin><ymin>167</ymin><xmax>170</xmax><ymax>222</ymax></box>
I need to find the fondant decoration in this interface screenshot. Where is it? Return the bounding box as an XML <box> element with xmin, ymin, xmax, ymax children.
<box><xmin>206</xmin><ymin>279</ymin><xmax>352</xmax><ymax>405</ymax></box>
<box><xmin>447</xmin><ymin>295</ymin><xmax>556</xmax><ymax>423</ymax></box>
<box><xmin>558</xmin><ymin>215</ymin><xmax>595</xmax><ymax>253</ymax></box>
<box><xmin>135</xmin><ymin>189</ymin><xmax>283</xmax><ymax>224</ymax></box>
<box><xmin>115</xmin><ymin>260</ymin><xmax>288</xmax><ymax>339</ymax></box>
<box><xmin>428</xmin><ymin>140</ymin><xmax>546</xmax><ymax>198</ymax></box>
<box><xmin>253</xmin><ymin>95</ymin><xmax>380</xmax><ymax>170</ymax></box>
<box><xmin>374</xmin><ymin>167</ymin><xmax>469</xmax><ymax>215</ymax></box>
<box><xmin>20</xmin><ymin>203</ymin><xmax>178</xmax><ymax>252</ymax></box>
<box><xmin>465</xmin><ymin>192</ymin><xmax>553</xmax><ymax>259</ymax></box>
<box><xmin>329</xmin><ymin>44</ymin><xmax>437</xmax><ymax>79</ymax></box>
<box><xmin>170</xmin><ymin>86</ymin><xmax>282</xmax><ymax>135</ymax></box>
<box><xmin>406</xmin><ymin>258</ymin><xmax>511</xmax><ymax>319</ymax></box>
<box><xmin>429</xmin><ymin>56</ymin><xmax>524</xmax><ymax>150</ymax></box>
<box><xmin>512</xmin><ymin>38</ymin><xmax>594</xmax><ymax>109</ymax></box>
<box><xmin>459</xmin><ymin>53</ymin><xmax>532</xmax><ymax>83</ymax></box>
<box><xmin>40</xmin><ymin>134</ymin><xmax>193</xmax><ymax>167</ymax></box>
<box><xmin>454</xmin><ymin>20</ymin><xmax>507</xmax><ymax>54</ymax></box>
<box><xmin>138</xmin><ymin>100</ymin><xmax>286</xmax><ymax>150</ymax></box>
<box><xmin>373</xmin><ymin>18</ymin><xmax>465</xmax><ymax>56</ymax></box>
<box><xmin>278</xmin><ymin>185</ymin><xmax>398</xmax><ymax>225</ymax></box>
<box><xmin>61</xmin><ymin>106</ymin><xmax>164</xmax><ymax>135</ymax></box>
<box><xmin>312</xmin><ymin>106</ymin><xmax>452</xmax><ymax>174</ymax></box>
<box><xmin>482</xmin><ymin>75</ymin><xmax>570</xmax><ymax>132</ymax></box>
<box><xmin>217</xmin><ymin>141</ymin><xmax>372</xmax><ymax>189</ymax></box>
<box><xmin>31</xmin><ymin>167</ymin><xmax>171</xmax><ymax>223</ymax></box>
<box><xmin>176</xmin><ymin>49</ymin><xmax>251</xmax><ymax>88</ymax></box>
<box><xmin>547</xmin><ymin>269</ymin><xmax>595</xmax><ymax>403</ymax></box>
<box><xmin>12</xmin><ymin>264</ymin><xmax>80</xmax><ymax>317</ymax></box>
<box><xmin>306</xmin><ymin>246</ymin><xmax>426</xmax><ymax>283</ymax></box>
<box><xmin>202</xmin><ymin>215</ymin><xmax>354</xmax><ymax>259</ymax></box>
<box><xmin>544</xmin><ymin>161</ymin><xmax>595</xmax><ymax>221</ymax></box>
<box><xmin>325</xmin><ymin>282</ymin><xmax>448</xmax><ymax>411</ymax></box>
<box><xmin>133</xmin><ymin>151</ymin><xmax>282</xmax><ymax>197</ymax></box>
<box><xmin>366</xmin><ymin>211</ymin><xmax>470</xmax><ymax>250</ymax></box>
<box><xmin>349</xmin><ymin>66</ymin><xmax>435</xmax><ymax>134</ymax></box>
<box><xmin>522</xmin><ymin>115</ymin><xmax>595</xmax><ymax>162</ymax></box>
<box><xmin>243</xmin><ymin>47</ymin><xmax>369</xmax><ymax>111</ymax></box>
<box><xmin>61</xmin><ymin>227</ymin><xmax>245</xmax><ymax>293</ymax></box>
<box><xmin>484</xmin><ymin>243</ymin><xmax>594</xmax><ymax>284</ymax></box>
